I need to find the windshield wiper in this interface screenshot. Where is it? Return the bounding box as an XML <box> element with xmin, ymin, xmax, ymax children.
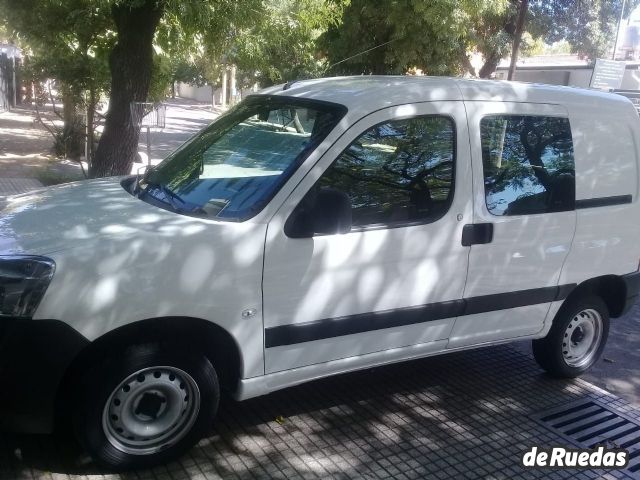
<box><xmin>139</xmin><ymin>180</ymin><xmax>208</xmax><ymax>217</ymax></box>
<box><xmin>141</xmin><ymin>181</ymin><xmax>186</xmax><ymax>212</ymax></box>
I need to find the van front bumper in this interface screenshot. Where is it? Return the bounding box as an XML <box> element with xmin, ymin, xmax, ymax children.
<box><xmin>0</xmin><ymin>318</ymin><xmax>88</xmax><ymax>433</ymax></box>
<box><xmin>622</xmin><ymin>271</ymin><xmax>640</xmax><ymax>316</ymax></box>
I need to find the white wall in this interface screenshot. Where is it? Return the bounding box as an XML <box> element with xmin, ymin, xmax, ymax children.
<box><xmin>177</xmin><ymin>82</ymin><xmax>217</xmax><ymax>103</ymax></box>
<box><xmin>567</xmin><ymin>70</ymin><xmax>593</xmax><ymax>88</ymax></box>
<box><xmin>496</xmin><ymin>66</ymin><xmax>640</xmax><ymax>90</ymax></box>
<box><xmin>176</xmin><ymin>82</ymin><xmax>253</xmax><ymax>105</ymax></box>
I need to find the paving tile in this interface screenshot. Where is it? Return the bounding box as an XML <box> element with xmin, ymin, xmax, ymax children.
<box><xmin>2</xmin><ymin>344</ymin><xmax>640</xmax><ymax>479</ymax></box>
<box><xmin>0</xmin><ymin>177</ymin><xmax>43</xmax><ymax>196</ymax></box>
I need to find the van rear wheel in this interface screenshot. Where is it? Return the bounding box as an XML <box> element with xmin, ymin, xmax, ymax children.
<box><xmin>72</xmin><ymin>343</ymin><xmax>219</xmax><ymax>470</ymax></box>
<box><xmin>533</xmin><ymin>295</ymin><xmax>609</xmax><ymax>378</ymax></box>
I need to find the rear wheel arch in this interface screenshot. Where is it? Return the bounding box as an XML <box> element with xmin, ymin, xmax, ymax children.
<box><xmin>55</xmin><ymin>317</ymin><xmax>243</xmax><ymax>428</ymax></box>
<box><xmin>563</xmin><ymin>275</ymin><xmax>627</xmax><ymax>318</ymax></box>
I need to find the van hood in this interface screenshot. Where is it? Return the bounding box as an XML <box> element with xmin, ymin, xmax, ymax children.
<box><xmin>0</xmin><ymin>177</ymin><xmax>188</xmax><ymax>255</ymax></box>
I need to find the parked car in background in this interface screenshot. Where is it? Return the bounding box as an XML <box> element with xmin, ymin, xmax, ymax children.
<box><xmin>1</xmin><ymin>76</ymin><xmax>639</xmax><ymax>469</ymax></box>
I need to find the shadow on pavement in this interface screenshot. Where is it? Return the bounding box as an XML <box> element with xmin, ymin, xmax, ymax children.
<box><xmin>1</xmin><ymin>343</ymin><xmax>629</xmax><ymax>480</ymax></box>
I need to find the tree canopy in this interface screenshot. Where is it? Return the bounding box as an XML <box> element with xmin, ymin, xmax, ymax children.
<box><xmin>233</xmin><ymin>0</ymin><xmax>346</xmax><ymax>86</ymax></box>
<box><xmin>529</xmin><ymin>0</ymin><xmax>640</xmax><ymax>60</ymax></box>
<box><xmin>0</xmin><ymin>0</ymin><xmax>114</xmax><ymax>159</ymax></box>
<box><xmin>0</xmin><ymin>0</ymin><xmax>636</xmax><ymax>176</ymax></box>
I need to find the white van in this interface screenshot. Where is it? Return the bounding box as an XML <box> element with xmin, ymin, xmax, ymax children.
<box><xmin>1</xmin><ymin>76</ymin><xmax>639</xmax><ymax>469</ymax></box>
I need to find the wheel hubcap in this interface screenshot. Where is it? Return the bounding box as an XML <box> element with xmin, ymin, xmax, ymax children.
<box><xmin>102</xmin><ymin>366</ymin><xmax>200</xmax><ymax>455</ymax></box>
<box><xmin>562</xmin><ymin>308</ymin><xmax>603</xmax><ymax>368</ymax></box>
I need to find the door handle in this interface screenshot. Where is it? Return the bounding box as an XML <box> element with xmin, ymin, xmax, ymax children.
<box><xmin>461</xmin><ymin>223</ymin><xmax>494</xmax><ymax>246</ymax></box>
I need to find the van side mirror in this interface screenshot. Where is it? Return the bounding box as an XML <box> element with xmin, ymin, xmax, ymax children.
<box><xmin>285</xmin><ymin>188</ymin><xmax>352</xmax><ymax>238</ymax></box>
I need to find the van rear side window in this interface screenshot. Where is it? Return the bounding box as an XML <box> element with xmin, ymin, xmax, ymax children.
<box><xmin>480</xmin><ymin>115</ymin><xmax>575</xmax><ymax>216</ymax></box>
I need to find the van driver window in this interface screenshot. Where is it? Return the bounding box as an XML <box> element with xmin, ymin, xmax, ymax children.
<box><xmin>480</xmin><ymin>115</ymin><xmax>575</xmax><ymax>216</ymax></box>
<box><xmin>318</xmin><ymin>116</ymin><xmax>455</xmax><ymax>228</ymax></box>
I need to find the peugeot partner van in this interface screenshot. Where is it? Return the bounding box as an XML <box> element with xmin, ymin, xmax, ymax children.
<box><xmin>1</xmin><ymin>76</ymin><xmax>639</xmax><ymax>469</ymax></box>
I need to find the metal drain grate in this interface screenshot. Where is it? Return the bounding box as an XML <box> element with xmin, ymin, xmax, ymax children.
<box><xmin>532</xmin><ymin>399</ymin><xmax>640</xmax><ymax>477</ymax></box>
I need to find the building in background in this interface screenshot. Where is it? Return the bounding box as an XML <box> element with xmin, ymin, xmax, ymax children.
<box><xmin>494</xmin><ymin>55</ymin><xmax>640</xmax><ymax>92</ymax></box>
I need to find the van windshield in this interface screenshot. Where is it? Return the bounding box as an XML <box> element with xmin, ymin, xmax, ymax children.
<box><xmin>138</xmin><ymin>96</ymin><xmax>346</xmax><ymax>221</ymax></box>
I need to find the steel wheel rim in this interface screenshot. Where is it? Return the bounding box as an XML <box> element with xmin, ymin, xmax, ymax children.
<box><xmin>102</xmin><ymin>366</ymin><xmax>200</xmax><ymax>455</ymax></box>
<box><xmin>562</xmin><ymin>308</ymin><xmax>603</xmax><ymax>368</ymax></box>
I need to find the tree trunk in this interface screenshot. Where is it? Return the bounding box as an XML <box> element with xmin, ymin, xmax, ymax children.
<box><xmin>507</xmin><ymin>0</ymin><xmax>529</xmax><ymax>81</ymax></box>
<box><xmin>372</xmin><ymin>47</ymin><xmax>387</xmax><ymax>74</ymax></box>
<box><xmin>479</xmin><ymin>51</ymin><xmax>503</xmax><ymax>79</ymax></box>
<box><xmin>61</xmin><ymin>88</ymin><xmax>83</xmax><ymax>161</ymax></box>
<box><xmin>91</xmin><ymin>0</ymin><xmax>163</xmax><ymax>178</ymax></box>
<box><xmin>86</xmin><ymin>87</ymin><xmax>97</xmax><ymax>167</ymax></box>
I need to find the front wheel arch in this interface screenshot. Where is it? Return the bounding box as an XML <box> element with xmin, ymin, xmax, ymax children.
<box><xmin>73</xmin><ymin>342</ymin><xmax>219</xmax><ymax>469</ymax></box>
<box><xmin>55</xmin><ymin>316</ymin><xmax>243</xmax><ymax>431</ymax></box>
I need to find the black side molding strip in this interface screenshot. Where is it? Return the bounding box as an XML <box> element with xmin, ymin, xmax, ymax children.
<box><xmin>265</xmin><ymin>283</ymin><xmax>577</xmax><ymax>348</ymax></box>
<box><xmin>576</xmin><ymin>195</ymin><xmax>632</xmax><ymax>209</ymax></box>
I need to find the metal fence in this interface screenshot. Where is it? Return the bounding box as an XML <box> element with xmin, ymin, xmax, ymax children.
<box><xmin>130</xmin><ymin>102</ymin><xmax>166</xmax><ymax>129</ymax></box>
<box><xmin>130</xmin><ymin>102</ymin><xmax>166</xmax><ymax>165</ymax></box>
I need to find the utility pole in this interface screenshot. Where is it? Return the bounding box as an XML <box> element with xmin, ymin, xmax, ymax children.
<box><xmin>613</xmin><ymin>0</ymin><xmax>627</xmax><ymax>60</ymax></box>
<box><xmin>230</xmin><ymin>64</ymin><xmax>237</xmax><ymax>106</ymax></box>
<box><xmin>221</xmin><ymin>65</ymin><xmax>228</xmax><ymax>108</ymax></box>
<box><xmin>508</xmin><ymin>0</ymin><xmax>529</xmax><ymax>81</ymax></box>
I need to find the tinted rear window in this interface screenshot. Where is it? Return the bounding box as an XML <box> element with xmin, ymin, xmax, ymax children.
<box><xmin>480</xmin><ymin>115</ymin><xmax>575</xmax><ymax>216</ymax></box>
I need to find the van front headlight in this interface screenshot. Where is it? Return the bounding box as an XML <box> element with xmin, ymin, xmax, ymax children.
<box><xmin>0</xmin><ymin>256</ymin><xmax>55</xmax><ymax>318</ymax></box>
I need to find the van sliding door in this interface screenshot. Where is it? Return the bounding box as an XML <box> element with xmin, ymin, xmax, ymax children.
<box><xmin>449</xmin><ymin>101</ymin><xmax>577</xmax><ymax>348</ymax></box>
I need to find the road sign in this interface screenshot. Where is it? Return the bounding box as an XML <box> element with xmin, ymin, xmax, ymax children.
<box><xmin>590</xmin><ymin>59</ymin><xmax>627</xmax><ymax>90</ymax></box>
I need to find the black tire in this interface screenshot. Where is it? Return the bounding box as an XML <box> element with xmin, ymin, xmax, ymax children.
<box><xmin>533</xmin><ymin>294</ymin><xmax>609</xmax><ymax>378</ymax></box>
<box><xmin>72</xmin><ymin>343</ymin><xmax>219</xmax><ymax>471</ymax></box>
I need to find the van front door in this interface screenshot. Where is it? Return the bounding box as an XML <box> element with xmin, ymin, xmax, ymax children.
<box><xmin>263</xmin><ymin>102</ymin><xmax>472</xmax><ymax>374</ymax></box>
<box><xmin>449</xmin><ymin>101</ymin><xmax>577</xmax><ymax>348</ymax></box>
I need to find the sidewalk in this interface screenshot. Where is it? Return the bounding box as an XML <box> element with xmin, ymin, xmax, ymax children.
<box><xmin>0</xmin><ymin>177</ymin><xmax>43</xmax><ymax>195</ymax></box>
<box><xmin>134</xmin><ymin>97</ymin><xmax>221</xmax><ymax>167</ymax></box>
<box><xmin>0</xmin><ymin>98</ymin><xmax>221</xmax><ymax>195</ymax></box>
<box><xmin>1</xmin><ymin>341</ymin><xmax>637</xmax><ymax>479</ymax></box>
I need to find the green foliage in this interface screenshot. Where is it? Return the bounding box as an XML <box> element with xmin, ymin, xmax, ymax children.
<box><xmin>520</xmin><ymin>32</ymin><xmax>545</xmax><ymax>57</ymax></box>
<box><xmin>228</xmin><ymin>0</ymin><xmax>345</xmax><ymax>86</ymax></box>
<box><xmin>320</xmin><ymin>0</ymin><xmax>640</xmax><ymax>78</ymax></box>
<box><xmin>3</xmin><ymin>0</ymin><xmax>639</xmax><ymax>176</ymax></box>
<box><xmin>35</xmin><ymin>167</ymin><xmax>85</xmax><ymax>186</ymax></box>
<box><xmin>0</xmin><ymin>0</ymin><xmax>113</xmax><ymax>161</ymax></box>
<box><xmin>0</xmin><ymin>0</ymin><xmax>113</xmax><ymax>96</ymax></box>
<box><xmin>321</xmin><ymin>0</ymin><xmax>514</xmax><ymax>76</ymax></box>
<box><xmin>51</xmin><ymin>119</ymin><xmax>85</xmax><ymax>159</ymax></box>
<box><xmin>529</xmin><ymin>0</ymin><xmax>640</xmax><ymax>60</ymax></box>
<box><xmin>172</xmin><ymin>59</ymin><xmax>209</xmax><ymax>86</ymax></box>
<box><xmin>462</xmin><ymin>0</ymin><xmax>515</xmax><ymax>77</ymax></box>
<box><xmin>148</xmin><ymin>53</ymin><xmax>175</xmax><ymax>101</ymax></box>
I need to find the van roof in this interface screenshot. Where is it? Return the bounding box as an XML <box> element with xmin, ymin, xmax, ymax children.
<box><xmin>256</xmin><ymin>75</ymin><xmax>633</xmax><ymax>115</ymax></box>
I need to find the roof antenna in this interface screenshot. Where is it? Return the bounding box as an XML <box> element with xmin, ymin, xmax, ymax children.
<box><xmin>326</xmin><ymin>39</ymin><xmax>396</xmax><ymax>72</ymax></box>
<box><xmin>282</xmin><ymin>38</ymin><xmax>397</xmax><ymax>89</ymax></box>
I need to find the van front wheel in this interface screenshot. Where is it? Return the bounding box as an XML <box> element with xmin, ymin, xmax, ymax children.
<box><xmin>533</xmin><ymin>295</ymin><xmax>609</xmax><ymax>378</ymax></box>
<box><xmin>72</xmin><ymin>343</ymin><xmax>219</xmax><ymax>470</ymax></box>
